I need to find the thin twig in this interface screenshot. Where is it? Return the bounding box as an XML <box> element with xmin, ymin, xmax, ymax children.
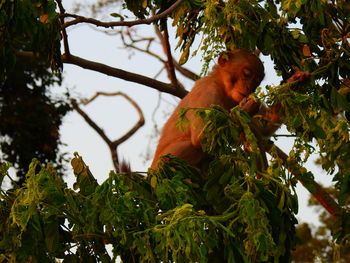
<box><xmin>62</xmin><ymin>0</ymin><xmax>185</xmax><ymax>29</ymax></box>
<box><xmin>119</xmin><ymin>30</ymin><xmax>166</xmax><ymax>63</ymax></box>
<box><xmin>122</xmin><ymin>27</ymin><xmax>198</xmax><ymax>80</ymax></box>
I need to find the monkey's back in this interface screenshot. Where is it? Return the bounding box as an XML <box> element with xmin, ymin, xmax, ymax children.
<box><xmin>151</xmin><ymin>75</ymin><xmax>234</xmax><ymax>167</ymax></box>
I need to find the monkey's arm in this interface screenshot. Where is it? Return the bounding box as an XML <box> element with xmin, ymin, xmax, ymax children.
<box><xmin>185</xmin><ymin>87</ymin><xmax>228</xmax><ymax>148</ymax></box>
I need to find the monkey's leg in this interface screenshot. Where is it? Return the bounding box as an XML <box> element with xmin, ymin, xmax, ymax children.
<box><xmin>152</xmin><ymin>140</ymin><xmax>205</xmax><ymax>168</ymax></box>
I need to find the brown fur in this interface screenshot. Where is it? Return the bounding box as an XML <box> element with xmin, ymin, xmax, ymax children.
<box><xmin>151</xmin><ymin>50</ymin><xmax>266</xmax><ymax>169</ymax></box>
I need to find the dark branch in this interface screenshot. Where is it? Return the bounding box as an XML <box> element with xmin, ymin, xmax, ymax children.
<box><xmin>83</xmin><ymin>92</ymin><xmax>145</xmax><ymax>146</ymax></box>
<box><xmin>62</xmin><ymin>53</ymin><xmax>188</xmax><ymax>98</ymax></box>
<box><xmin>71</xmin><ymin>98</ymin><xmax>119</xmax><ymax>171</ymax></box>
<box><xmin>55</xmin><ymin>0</ymin><xmax>70</xmax><ymax>54</ymax></box>
<box><xmin>162</xmin><ymin>23</ymin><xmax>180</xmax><ymax>87</ymax></box>
<box><xmin>71</xmin><ymin>99</ymin><xmax>112</xmax><ymax>146</ymax></box>
<box><xmin>62</xmin><ymin>0</ymin><xmax>185</xmax><ymax>29</ymax></box>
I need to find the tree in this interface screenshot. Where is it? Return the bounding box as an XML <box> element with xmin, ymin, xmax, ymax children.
<box><xmin>0</xmin><ymin>0</ymin><xmax>349</xmax><ymax>262</ymax></box>
<box><xmin>0</xmin><ymin>0</ymin><xmax>70</xmax><ymax>184</ymax></box>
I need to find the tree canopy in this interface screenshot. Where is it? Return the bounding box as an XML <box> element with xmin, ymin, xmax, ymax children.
<box><xmin>0</xmin><ymin>0</ymin><xmax>350</xmax><ymax>262</ymax></box>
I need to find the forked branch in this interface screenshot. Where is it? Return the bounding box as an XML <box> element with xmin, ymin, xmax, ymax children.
<box><xmin>71</xmin><ymin>92</ymin><xmax>145</xmax><ymax>171</ymax></box>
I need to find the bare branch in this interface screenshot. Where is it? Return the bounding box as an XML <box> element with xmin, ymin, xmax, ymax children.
<box><xmin>62</xmin><ymin>0</ymin><xmax>186</xmax><ymax>29</ymax></box>
<box><xmin>82</xmin><ymin>91</ymin><xmax>145</xmax><ymax>146</ymax></box>
<box><xmin>119</xmin><ymin>29</ymin><xmax>166</xmax><ymax>63</ymax></box>
<box><xmin>62</xmin><ymin>53</ymin><xmax>188</xmax><ymax>98</ymax></box>
<box><xmin>121</xmin><ymin>27</ymin><xmax>198</xmax><ymax>80</ymax></box>
<box><xmin>15</xmin><ymin>51</ymin><xmax>189</xmax><ymax>98</ymax></box>
<box><xmin>70</xmin><ymin>99</ymin><xmax>113</xmax><ymax>146</ymax></box>
<box><xmin>72</xmin><ymin>92</ymin><xmax>145</xmax><ymax>171</ymax></box>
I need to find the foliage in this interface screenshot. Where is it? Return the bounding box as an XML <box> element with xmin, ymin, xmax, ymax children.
<box><xmin>0</xmin><ymin>0</ymin><xmax>70</xmax><ymax>184</ymax></box>
<box><xmin>0</xmin><ymin>0</ymin><xmax>350</xmax><ymax>261</ymax></box>
<box><xmin>0</xmin><ymin>113</ymin><xmax>298</xmax><ymax>262</ymax></box>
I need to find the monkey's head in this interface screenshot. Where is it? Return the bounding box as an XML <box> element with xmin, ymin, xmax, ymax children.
<box><xmin>218</xmin><ymin>49</ymin><xmax>265</xmax><ymax>104</ymax></box>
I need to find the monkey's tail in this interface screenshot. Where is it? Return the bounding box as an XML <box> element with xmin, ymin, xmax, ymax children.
<box><xmin>119</xmin><ymin>160</ymin><xmax>146</xmax><ymax>180</ymax></box>
<box><xmin>119</xmin><ymin>159</ymin><xmax>131</xmax><ymax>176</ymax></box>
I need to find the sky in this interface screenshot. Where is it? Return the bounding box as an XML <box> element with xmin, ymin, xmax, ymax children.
<box><xmin>57</xmin><ymin>0</ymin><xmax>333</xmax><ymax>226</ymax></box>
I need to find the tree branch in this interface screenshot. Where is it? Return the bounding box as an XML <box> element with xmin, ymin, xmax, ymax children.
<box><xmin>82</xmin><ymin>92</ymin><xmax>145</xmax><ymax>147</ymax></box>
<box><xmin>118</xmin><ymin>29</ymin><xmax>166</xmax><ymax>64</ymax></box>
<box><xmin>71</xmin><ymin>99</ymin><xmax>113</xmax><ymax>146</ymax></box>
<box><xmin>173</xmin><ymin>60</ymin><xmax>199</xmax><ymax>81</ymax></box>
<box><xmin>162</xmin><ymin>23</ymin><xmax>181</xmax><ymax>87</ymax></box>
<box><xmin>72</xmin><ymin>92</ymin><xmax>145</xmax><ymax>171</ymax></box>
<box><xmin>61</xmin><ymin>53</ymin><xmax>188</xmax><ymax>98</ymax></box>
<box><xmin>62</xmin><ymin>0</ymin><xmax>186</xmax><ymax>29</ymax></box>
<box><xmin>154</xmin><ymin>23</ymin><xmax>198</xmax><ymax>81</ymax></box>
<box><xmin>55</xmin><ymin>0</ymin><xmax>70</xmax><ymax>54</ymax></box>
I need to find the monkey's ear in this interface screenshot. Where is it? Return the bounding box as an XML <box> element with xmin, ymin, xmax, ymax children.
<box><xmin>218</xmin><ymin>52</ymin><xmax>231</xmax><ymax>66</ymax></box>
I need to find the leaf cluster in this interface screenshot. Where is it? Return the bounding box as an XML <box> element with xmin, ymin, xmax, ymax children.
<box><xmin>259</xmin><ymin>81</ymin><xmax>350</xmax><ymax>212</ymax></box>
<box><xmin>0</xmin><ymin>0</ymin><xmax>62</xmax><ymax>76</ymax></box>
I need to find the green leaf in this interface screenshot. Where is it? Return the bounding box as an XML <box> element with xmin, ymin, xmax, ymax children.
<box><xmin>312</xmin><ymin>124</ymin><xmax>326</xmax><ymax>139</ymax></box>
<box><xmin>151</xmin><ymin>175</ymin><xmax>157</xmax><ymax>188</ymax></box>
<box><xmin>110</xmin><ymin>13</ymin><xmax>124</xmax><ymax>21</ymax></box>
<box><xmin>291</xmin><ymin>30</ymin><xmax>300</xmax><ymax>39</ymax></box>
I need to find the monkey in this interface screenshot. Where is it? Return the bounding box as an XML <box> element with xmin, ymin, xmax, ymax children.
<box><xmin>151</xmin><ymin>49</ymin><xmax>270</xmax><ymax>169</ymax></box>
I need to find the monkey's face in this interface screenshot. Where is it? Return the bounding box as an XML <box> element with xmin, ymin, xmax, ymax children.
<box><xmin>218</xmin><ymin>50</ymin><xmax>264</xmax><ymax>104</ymax></box>
<box><xmin>221</xmin><ymin>61</ymin><xmax>264</xmax><ymax>103</ymax></box>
